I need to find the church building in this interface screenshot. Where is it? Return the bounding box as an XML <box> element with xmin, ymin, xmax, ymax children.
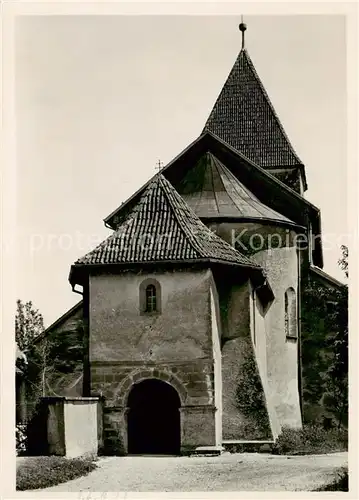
<box><xmin>29</xmin><ymin>23</ymin><xmax>343</xmax><ymax>455</ymax></box>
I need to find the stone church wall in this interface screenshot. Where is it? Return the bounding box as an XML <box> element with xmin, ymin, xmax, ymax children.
<box><xmin>248</xmin><ymin>283</ymin><xmax>276</xmax><ymax>436</ymax></box>
<box><xmin>206</xmin><ymin>221</ymin><xmax>302</xmax><ymax>438</ymax></box>
<box><xmin>220</xmin><ymin>282</ymin><xmax>272</xmax><ymax>440</ymax></box>
<box><xmin>251</xmin><ymin>240</ymin><xmax>302</xmax><ymax>437</ymax></box>
<box><xmin>89</xmin><ymin>268</ymin><xmax>219</xmax><ymax>454</ymax></box>
<box><xmin>89</xmin><ymin>269</ymin><xmax>213</xmax><ymax>362</ymax></box>
<box><xmin>210</xmin><ymin>283</ymin><xmax>222</xmax><ymax>446</ymax></box>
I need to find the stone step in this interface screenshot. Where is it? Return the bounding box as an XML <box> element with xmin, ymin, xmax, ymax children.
<box><xmin>191</xmin><ymin>446</ymin><xmax>224</xmax><ymax>456</ymax></box>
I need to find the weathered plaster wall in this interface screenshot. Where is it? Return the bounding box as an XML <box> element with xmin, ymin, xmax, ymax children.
<box><xmin>220</xmin><ymin>282</ymin><xmax>271</xmax><ymax>440</ymax></box>
<box><xmin>252</xmin><ymin>245</ymin><xmax>302</xmax><ymax>436</ymax></box>
<box><xmin>64</xmin><ymin>399</ymin><xmax>99</xmax><ymax>458</ymax></box>
<box><xmin>207</xmin><ymin>222</ymin><xmax>297</xmax><ymax>257</ymax></box>
<box><xmin>249</xmin><ymin>284</ymin><xmax>268</xmax><ymax>391</ymax></box>
<box><xmin>45</xmin><ymin>398</ymin><xmax>101</xmax><ymax>457</ymax></box>
<box><xmin>208</xmin><ymin>222</ymin><xmax>302</xmax><ymax>438</ymax></box>
<box><xmin>249</xmin><ymin>283</ymin><xmax>276</xmax><ymax>438</ymax></box>
<box><xmin>89</xmin><ymin>269</ymin><xmax>212</xmax><ymax>362</ymax></box>
<box><xmin>218</xmin><ymin>281</ymin><xmax>250</xmax><ymax>339</ymax></box>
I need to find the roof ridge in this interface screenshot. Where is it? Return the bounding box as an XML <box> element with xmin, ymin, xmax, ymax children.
<box><xmin>158</xmin><ymin>175</ymin><xmax>257</xmax><ymax>266</ymax></box>
<box><xmin>208</xmin><ymin>152</ymin><xmax>221</xmax><ymax>213</ymax></box>
<box><xmin>180</xmin><ymin>151</ymin><xmax>295</xmax><ymax>225</ymax></box>
<box><xmin>215</xmin><ymin>155</ymin><xmax>282</xmax><ymax>219</ymax></box>
<box><xmin>214</xmin><ymin>155</ymin><xmax>266</xmax><ymax>216</ymax></box>
<box><xmin>156</xmin><ymin>175</ymin><xmax>202</xmax><ymax>259</ymax></box>
<box><xmin>158</xmin><ymin>175</ymin><xmax>219</xmax><ymax>259</ymax></box>
<box><xmin>77</xmin><ymin>185</ymin><xmax>157</xmax><ymax>264</ymax></box>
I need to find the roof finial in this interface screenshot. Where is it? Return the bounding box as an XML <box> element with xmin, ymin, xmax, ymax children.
<box><xmin>239</xmin><ymin>16</ymin><xmax>247</xmax><ymax>50</ymax></box>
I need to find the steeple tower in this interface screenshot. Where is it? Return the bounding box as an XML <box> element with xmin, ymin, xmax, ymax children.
<box><xmin>203</xmin><ymin>22</ymin><xmax>307</xmax><ymax>194</ymax></box>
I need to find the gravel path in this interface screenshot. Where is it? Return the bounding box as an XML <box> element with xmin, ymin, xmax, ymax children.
<box><xmin>31</xmin><ymin>452</ymin><xmax>348</xmax><ymax>492</ymax></box>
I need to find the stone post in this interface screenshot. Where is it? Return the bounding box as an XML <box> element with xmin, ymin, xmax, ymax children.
<box><xmin>180</xmin><ymin>405</ymin><xmax>217</xmax><ymax>454</ymax></box>
<box><xmin>103</xmin><ymin>406</ymin><xmax>129</xmax><ymax>455</ymax></box>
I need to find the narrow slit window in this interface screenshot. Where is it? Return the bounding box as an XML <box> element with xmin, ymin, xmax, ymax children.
<box><xmin>284</xmin><ymin>292</ymin><xmax>289</xmax><ymax>337</ymax></box>
<box><xmin>285</xmin><ymin>287</ymin><xmax>297</xmax><ymax>340</ymax></box>
<box><xmin>145</xmin><ymin>284</ymin><xmax>157</xmax><ymax>313</ymax></box>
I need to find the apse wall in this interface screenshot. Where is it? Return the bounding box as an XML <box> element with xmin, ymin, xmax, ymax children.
<box><xmin>208</xmin><ymin>221</ymin><xmax>303</xmax><ymax>437</ymax></box>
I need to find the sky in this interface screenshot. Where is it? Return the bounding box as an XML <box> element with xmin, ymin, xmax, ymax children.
<box><xmin>15</xmin><ymin>15</ymin><xmax>348</xmax><ymax>327</ymax></box>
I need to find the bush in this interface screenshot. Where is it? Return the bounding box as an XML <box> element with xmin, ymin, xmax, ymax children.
<box><xmin>315</xmin><ymin>467</ymin><xmax>348</xmax><ymax>491</ymax></box>
<box><xmin>272</xmin><ymin>424</ymin><xmax>348</xmax><ymax>455</ymax></box>
<box><xmin>16</xmin><ymin>456</ymin><xmax>97</xmax><ymax>490</ymax></box>
<box><xmin>16</xmin><ymin>424</ymin><xmax>27</xmax><ymax>455</ymax></box>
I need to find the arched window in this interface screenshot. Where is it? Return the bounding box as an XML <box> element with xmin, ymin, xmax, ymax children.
<box><xmin>145</xmin><ymin>284</ymin><xmax>157</xmax><ymax>313</ymax></box>
<box><xmin>139</xmin><ymin>278</ymin><xmax>161</xmax><ymax>314</ymax></box>
<box><xmin>284</xmin><ymin>287</ymin><xmax>297</xmax><ymax>340</ymax></box>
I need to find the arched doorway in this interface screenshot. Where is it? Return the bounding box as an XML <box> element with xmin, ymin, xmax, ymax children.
<box><xmin>127</xmin><ymin>379</ymin><xmax>181</xmax><ymax>455</ymax></box>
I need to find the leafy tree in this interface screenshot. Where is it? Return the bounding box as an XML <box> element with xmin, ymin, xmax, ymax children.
<box><xmin>301</xmin><ymin>246</ymin><xmax>348</xmax><ymax>428</ymax></box>
<box><xmin>15</xmin><ymin>300</ymin><xmax>82</xmax><ymax>416</ymax></box>
<box><xmin>16</xmin><ymin>342</ymin><xmax>27</xmax><ymax>373</ymax></box>
<box><xmin>15</xmin><ymin>301</ymin><xmax>43</xmax><ymax>415</ymax></box>
<box><xmin>323</xmin><ymin>246</ymin><xmax>348</xmax><ymax>427</ymax></box>
<box><xmin>338</xmin><ymin>245</ymin><xmax>348</xmax><ymax>278</ymax></box>
<box><xmin>15</xmin><ymin>300</ymin><xmax>44</xmax><ymax>350</ymax></box>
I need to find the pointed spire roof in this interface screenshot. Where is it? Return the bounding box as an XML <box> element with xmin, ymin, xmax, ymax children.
<box><xmin>73</xmin><ymin>174</ymin><xmax>259</xmax><ymax>268</ymax></box>
<box><xmin>177</xmin><ymin>152</ymin><xmax>297</xmax><ymax>226</ymax></box>
<box><xmin>203</xmin><ymin>48</ymin><xmax>303</xmax><ymax>168</ymax></box>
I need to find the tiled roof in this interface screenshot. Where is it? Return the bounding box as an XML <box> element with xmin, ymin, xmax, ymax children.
<box><xmin>74</xmin><ymin>175</ymin><xmax>259</xmax><ymax>268</ymax></box>
<box><xmin>203</xmin><ymin>49</ymin><xmax>302</xmax><ymax>168</ymax></box>
<box><xmin>177</xmin><ymin>151</ymin><xmax>296</xmax><ymax>225</ymax></box>
<box><xmin>32</xmin><ymin>301</ymin><xmax>83</xmax><ymax>345</ymax></box>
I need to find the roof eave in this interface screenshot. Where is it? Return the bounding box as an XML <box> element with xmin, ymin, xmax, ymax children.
<box><xmin>208</xmin><ymin>131</ymin><xmax>315</xmax><ymax>209</ymax></box>
<box><xmin>70</xmin><ymin>257</ymin><xmax>273</xmax><ymax>303</ymax></box>
<box><xmin>70</xmin><ymin>257</ymin><xmax>262</xmax><ymax>281</ymax></box>
<box><xmin>199</xmin><ymin>215</ymin><xmax>305</xmax><ymax>231</ymax></box>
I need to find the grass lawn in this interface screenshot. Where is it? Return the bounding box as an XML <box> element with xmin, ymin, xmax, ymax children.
<box><xmin>315</xmin><ymin>467</ymin><xmax>349</xmax><ymax>492</ymax></box>
<box><xmin>16</xmin><ymin>456</ymin><xmax>97</xmax><ymax>491</ymax></box>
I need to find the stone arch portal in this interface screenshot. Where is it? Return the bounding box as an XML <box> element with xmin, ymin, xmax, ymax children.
<box><xmin>127</xmin><ymin>378</ymin><xmax>181</xmax><ymax>455</ymax></box>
